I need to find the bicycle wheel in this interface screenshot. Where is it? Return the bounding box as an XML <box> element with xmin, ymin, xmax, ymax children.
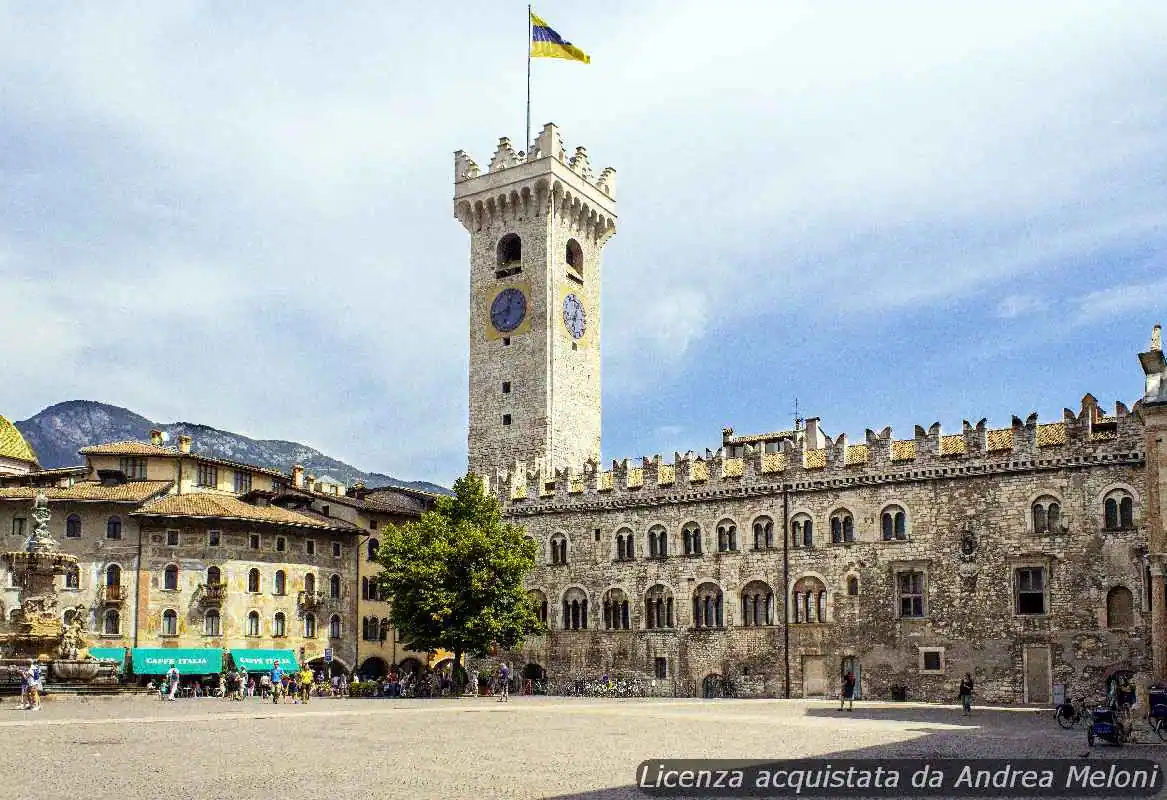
<box><xmin>1056</xmin><ymin>707</ymin><xmax>1075</xmax><ymax>729</ymax></box>
<box><xmin>1156</xmin><ymin>720</ymin><xmax>1167</xmax><ymax>743</ymax></box>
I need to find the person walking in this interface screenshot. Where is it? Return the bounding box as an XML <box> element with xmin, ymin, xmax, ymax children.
<box><xmin>270</xmin><ymin>660</ymin><xmax>284</xmax><ymax>704</ymax></box>
<box><xmin>166</xmin><ymin>662</ymin><xmax>180</xmax><ymax>701</ymax></box>
<box><xmin>26</xmin><ymin>661</ymin><xmax>43</xmax><ymax>711</ymax></box>
<box><xmin>497</xmin><ymin>662</ymin><xmax>511</xmax><ymax>703</ymax></box>
<box><xmin>300</xmin><ymin>666</ymin><xmax>313</xmax><ymax>704</ymax></box>
<box><xmin>839</xmin><ymin>671</ymin><xmax>856</xmax><ymax>711</ymax></box>
<box><xmin>237</xmin><ymin>667</ymin><xmax>248</xmax><ymax>701</ymax></box>
<box><xmin>959</xmin><ymin>672</ymin><xmax>974</xmax><ymax>716</ymax></box>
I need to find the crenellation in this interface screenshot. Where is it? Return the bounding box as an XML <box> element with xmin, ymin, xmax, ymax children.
<box><xmin>489</xmin><ymin>137</ymin><xmax>520</xmax><ymax>172</ymax></box>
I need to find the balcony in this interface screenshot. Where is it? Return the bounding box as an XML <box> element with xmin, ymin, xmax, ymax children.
<box><xmin>197</xmin><ymin>582</ymin><xmax>227</xmax><ymax>606</ymax></box>
<box><xmin>99</xmin><ymin>584</ymin><xmax>128</xmax><ymax>605</ymax></box>
<box><xmin>298</xmin><ymin>590</ymin><xmax>324</xmax><ymax>611</ymax></box>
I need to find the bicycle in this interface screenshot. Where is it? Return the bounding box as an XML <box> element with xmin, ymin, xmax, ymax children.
<box><xmin>1056</xmin><ymin>696</ymin><xmax>1088</xmax><ymax>729</ymax></box>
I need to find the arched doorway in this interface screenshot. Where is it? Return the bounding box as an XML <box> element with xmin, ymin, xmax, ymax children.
<box><xmin>359</xmin><ymin>657</ymin><xmax>389</xmax><ymax>680</ymax></box>
<box><xmin>307</xmin><ymin>656</ymin><xmax>349</xmax><ymax>679</ymax></box>
<box><xmin>701</xmin><ymin>673</ymin><xmax>730</xmax><ymax>699</ymax></box>
<box><xmin>397</xmin><ymin>657</ymin><xmax>423</xmax><ymax>676</ymax></box>
<box><xmin>522</xmin><ymin>663</ymin><xmax>546</xmax><ymax>680</ymax></box>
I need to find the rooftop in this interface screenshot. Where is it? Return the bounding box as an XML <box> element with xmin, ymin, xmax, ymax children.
<box><xmin>0</xmin><ymin>480</ymin><xmax>173</xmax><ymax>503</ymax></box>
<box><xmin>79</xmin><ymin>440</ymin><xmax>287</xmax><ymax>480</ymax></box>
<box><xmin>0</xmin><ymin>415</ymin><xmax>39</xmax><ymax>467</ymax></box>
<box><xmin>132</xmin><ymin>493</ymin><xmax>356</xmax><ymax>531</ymax></box>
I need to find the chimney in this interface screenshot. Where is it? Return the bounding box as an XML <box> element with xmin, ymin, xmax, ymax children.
<box><xmin>150</xmin><ymin>429</ymin><xmax>163</xmax><ymax>446</ymax></box>
<box><xmin>178</xmin><ymin>435</ymin><xmax>192</xmax><ymax>455</ymax></box>
<box><xmin>805</xmin><ymin>417</ymin><xmax>825</xmax><ymax>449</ymax></box>
<box><xmin>307</xmin><ymin>474</ymin><xmax>316</xmax><ymax>492</ymax></box>
<box><xmin>292</xmin><ymin>464</ymin><xmax>305</xmax><ymax>489</ymax></box>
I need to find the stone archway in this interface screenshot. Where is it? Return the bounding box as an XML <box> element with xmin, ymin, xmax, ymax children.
<box><xmin>359</xmin><ymin>657</ymin><xmax>389</xmax><ymax>680</ymax></box>
<box><xmin>701</xmin><ymin>672</ymin><xmax>729</xmax><ymax>699</ymax></box>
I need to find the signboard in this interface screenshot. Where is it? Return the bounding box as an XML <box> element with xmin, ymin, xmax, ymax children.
<box><xmin>1053</xmin><ymin>683</ymin><xmax>1066</xmax><ymax>708</ymax></box>
<box><xmin>324</xmin><ymin>648</ymin><xmax>334</xmax><ymax>663</ymax></box>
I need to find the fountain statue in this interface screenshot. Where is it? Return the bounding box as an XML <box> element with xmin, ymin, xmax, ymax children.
<box><xmin>0</xmin><ymin>493</ymin><xmax>119</xmax><ymax>686</ymax></box>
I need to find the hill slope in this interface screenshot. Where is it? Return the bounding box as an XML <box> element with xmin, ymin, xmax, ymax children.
<box><xmin>15</xmin><ymin>400</ymin><xmax>447</xmax><ymax>494</ymax></box>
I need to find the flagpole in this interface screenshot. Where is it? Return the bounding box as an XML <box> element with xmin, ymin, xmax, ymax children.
<box><xmin>526</xmin><ymin>4</ymin><xmax>532</xmax><ymax>155</ymax></box>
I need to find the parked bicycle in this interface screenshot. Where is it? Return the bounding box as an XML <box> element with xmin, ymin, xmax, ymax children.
<box><xmin>1055</xmin><ymin>696</ymin><xmax>1089</xmax><ymax>728</ymax></box>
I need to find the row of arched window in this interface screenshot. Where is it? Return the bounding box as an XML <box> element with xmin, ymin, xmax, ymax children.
<box><xmin>148</xmin><ymin>565</ymin><xmax>341</xmax><ymax>598</ymax></box>
<box><xmin>59</xmin><ymin>514</ymin><xmax>124</xmax><ymax>540</ymax></box>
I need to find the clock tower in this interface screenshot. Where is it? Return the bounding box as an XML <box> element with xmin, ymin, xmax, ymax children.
<box><xmin>455</xmin><ymin>123</ymin><xmax>617</xmax><ymax>480</ymax></box>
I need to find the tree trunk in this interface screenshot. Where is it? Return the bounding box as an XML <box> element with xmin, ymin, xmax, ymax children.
<box><xmin>453</xmin><ymin>648</ymin><xmax>464</xmax><ymax>691</ymax></box>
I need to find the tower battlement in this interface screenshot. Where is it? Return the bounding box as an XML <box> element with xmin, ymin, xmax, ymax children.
<box><xmin>488</xmin><ymin>394</ymin><xmax>1145</xmax><ymax>511</ymax></box>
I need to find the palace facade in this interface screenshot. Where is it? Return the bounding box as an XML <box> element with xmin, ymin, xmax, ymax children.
<box><xmin>456</xmin><ymin>125</ymin><xmax>1167</xmax><ymax>702</ymax></box>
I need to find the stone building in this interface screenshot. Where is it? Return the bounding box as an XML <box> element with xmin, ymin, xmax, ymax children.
<box><xmin>0</xmin><ymin>432</ymin><xmax>430</xmax><ymax>677</ymax></box>
<box><xmin>456</xmin><ymin>127</ymin><xmax>1167</xmax><ymax>703</ymax></box>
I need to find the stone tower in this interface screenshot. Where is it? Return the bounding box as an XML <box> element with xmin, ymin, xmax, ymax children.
<box><xmin>455</xmin><ymin>123</ymin><xmax>617</xmax><ymax>480</ymax></box>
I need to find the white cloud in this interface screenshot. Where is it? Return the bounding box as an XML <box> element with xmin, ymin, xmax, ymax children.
<box><xmin>995</xmin><ymin>294</ymin><xmax>1049</xmax><ymax>319</ymax></box>
<box><xmin>1075</xmin><ymin>279</ymin><xmax>1167</xmax><ymax>323</ymax></box>
<box><xmin>0</xmin><ymin>1</ymin><xmax>1165</xmax><ymax>482</ymax></box>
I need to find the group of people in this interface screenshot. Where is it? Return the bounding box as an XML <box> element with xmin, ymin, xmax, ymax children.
<box><xmin>19</xmin><ymin>660</ymin><xmax>44</xmax><ymax>711</ymax></box>
<box><xmin>149</xmin><ymin>660</ymin><xmax>323</xmax><ymax>703</ymax></box>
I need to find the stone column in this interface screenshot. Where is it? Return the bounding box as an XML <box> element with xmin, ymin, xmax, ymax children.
<box><xmin>1152</xmin><ymin>561</ymin><xmax>1166</xmax><ymax>683</ymax></box>
<box><xmin>1139</xmin><ymin>326</ymin><xmax>1167</xmax><ymax>680</ymax></box>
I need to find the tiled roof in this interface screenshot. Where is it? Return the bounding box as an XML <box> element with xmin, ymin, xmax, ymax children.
<box><xmin>891</xmin><ymin>440</ymin><xmax>916</xmax><ymax>461</ymax></box>
<box><xmin>722</xmin><ymin>459</ymin><xmax>744</xmax><ymax>478</ymax></box>
<box><xmin>132</xmin><ymin>493</ymin><xmax>353</xmax><ymax>530</ymax></box>
<box><xmin>283</xmin><ymin>487</ymin><xmax>425</xmax><ymax>517</ymax></box>
<box><xmin>79</xmin><ymin>440</ymin><xmax>287</xmax><ymax>479</ymax></box>
<box><xmin>939</xmin><ymin>435</ymin><xmax>967</xmax><ymax>456</ymax></box>
<box><xmin>657</xmin><ymin>465</ymin><xmax>676</xmax><ymax>485</ymax></box>
<box><xmin>844</xmin><ymin>445</ymin><xmax>869</xmax><ymax>466</ymax></box>
<box><xmin>0</xmin><ymin>415</ymin><xmax>39</xmax><ymax>466</ymax></box>
<box><xmin>804</xmin><ymin>449</ymin><xmax>827</xmax><ymax>469</ymax></box>
<box><xmin>0</xmin><ymin>480</ymin><xmax>173</xmax><ymax>503</ymax></box>
<box><xmin>1037</xmin><ymin>423</ymin><xmax>1067</xmax><ymax>446</ymax></box>
<box><xmin>599</xmin><ymin>471</ymin><xmax>613</xmax><ymax>491</ymax></box>
<box><xmin>761</xmin><ymin>453</ymin><xmax>786</xmax><ymax>473</ymax></box>
<box><xmin>690</xmin><ymin>461</ymin><xmax>709</xmax><ymax>482</ymax></box>
<box><xmin>986</xmin><ymin>428</ymin><xmax>1014</xmax><ymax>451</ymax></box>
<box><xmin>626</xmin><ymin>468</ymin><xmax>644</xmax><ymax>488</ymax></box>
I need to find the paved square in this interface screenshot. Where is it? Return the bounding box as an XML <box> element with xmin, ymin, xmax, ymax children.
<box><xmin>2</xmin><ymin>695</ymin><xmax>1164</xmax><ymax>799</ymax></box>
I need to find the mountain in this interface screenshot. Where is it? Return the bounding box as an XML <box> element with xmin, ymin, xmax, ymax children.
<box><xmin>15</xmin><ymin>400</ymin><xmax>448</xmax><ymax>495</ymax></box>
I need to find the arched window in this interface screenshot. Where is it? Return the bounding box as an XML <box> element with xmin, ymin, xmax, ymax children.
<box><xmin>496</xmin><ymin>233</ymin><xmax>522</xmax><ymax>268</ymax></box>
<box><xmin>648</xmin><ymin>525</ymin><xmax>667</xmax><ymax>558</ymax></box>
<box><xmin>1032</xmin><ymin>495</ymin><xmax>1060</xmax><ymax>534</ymax></box>
<box><xmin>361</xmin><ymin>576</ymin><xmax>369</xmax><ymax>600</ymax></box>
<box><xmin>106</xmin><ymin>516</ymin><xmax>122</xmax><ymax>540</ymax></box>
<box><xmin>304</xmin><ymin>573</ymin><xmax>316</xmax><ymax>595</ymax></box>
<box><xmin>273</xmin><ymin>612</ymin><xmax>286</xmax><ymax>638</ymax></box>
<box><xmin>64</xmin><ymin>565</ymin><xmax>80</xmax><ymax>590</ymax></box>
<box><xmin>566</xmin><ymin>238</ymin><xmax>583</xmax><ymax>275</ymax></box>
<box><xmin>716</xmin><ymin>520</ymin><xmax>738</xmax><ymax>552</ymax></box>
<box><xmin>304</xmin><ymin>613</ymin><xmax>317</xmax><ymax>638</ymax></box>
<box><xmin>752</xmin><ymin>517</ymin><xmax>774</xmax><ymax>550</ymax></box>
<box><xmin>691</xmin><ymin>583</ymin><xmax>724</xmax><ymax>628</ymax></box>
<box><xmin>206</xmin><ymin>566</ymin><xmax>220</xmax><ymax>586</ymax></box>
<box><xmin>529</xmin><ymin>589</ymin><xmax>549</xmax><ymax>625</ymax></box>
<box><xmin>791</xmin><ymin>515</ymin><xmax>813</xmax><ymax>548</ymax></box>
<box><xmin>273</xmin><ymin>570</ymin><xmax>285</xmax><ymax>596</ymax></box>
<box><xmin>561</xmin><ymin>587</ymin><xmax>589</xmax><ymax>630</ymax></box>
<box><xmin>880</xmin><ymin>506</ymin><xmax>908</xmax><ymax>541</ymax></box>
<box><xmin>163</xmin><ymin>564</ymin><xmax>179</xmax><ymax>591</ymax></box>
<box><xmin>1104</xmin><ymin>490</ymin><xmax>1135</xmax><ymax>530</ymax></box>
<box><xmin>65</xmin><ymin>514</ymin><xmax>82</xmax><ymax>538</ymax></box>
<box><xmin>162</xmin><ymin>609</ymin><xmax>177</xmax><ymax>636</ymax></box>
<box><xmin>682</xmin><ymin>522</ymin><xmax>703</xmax><ymax>556</ymax></box>
<box><xmin>105</xmin><ymin>564</ymin><xmax>121</xmax><ymax>587</ymax></box>
<box><xmin>846</xmin><ymin>576</ymin><xmax>860</xmax><ymax>596</ymax></box>
<box><xmin>329</xmin><ymin>574</ymin><xmax>341</xmax><ymax>599</ymax></box>
<box><xmin>830</xmin><ymin>511</ymin><xmax>854</xmax><ymax>544</ymax></box>
<box><xmin>645</xmin><ymin>584</ymin><xmax>675</xmax><ymax>629</ymax></box>
<box><xmin>367</xmin><ymin>538</ymin><xmax>379</xmax><ymax>562</ymax></box>
<box><xmin>247</xmin><ymin>568</ymin><xmax>260</xmax><ymax>593</ymax></box>
<box><xmin>103</xmin><ymin>608</ymin><xmax>120</xmax><ymax>635</ymax></box>
<box><xmin>792</xmin><ymin>577</ymin><xmax>827</xmax><ymax>623</ymax></box>
<box><xmin>550</xmin><ymin>533</ymin><xmax>568</xmax><ymax>565</ymax></box>
<box><xmin>329</xmin><ymin>614</ymin><xmax>342</xmax><ymax>639</ymax></box>
<box><xmin>615</xmin><ymin>528</ymin><xmax>634</xmax><ymax>561</ymax></box>
<box><xmin>246</xmin><ymin>611</ymin><xmax>260</xmax><ymax>637</ymax></box>
<box><xmin>204</xmin><ymin>609</ymin><xmax>221</xmax><ymax>636</ymax></box>
<box><xmin>739</xmin><ymin>580</ymin><xmax>775</xmax><ymax>627</ymax></box>
<box><xmin>603</xmin><ymin>588</ymin><xmax>631</xmax><ymax>630</ymax></box>
<box><xmin>1107</xmin><ymin>586</ymin><xmax>1134</xmax><ymax>629</ymax></box>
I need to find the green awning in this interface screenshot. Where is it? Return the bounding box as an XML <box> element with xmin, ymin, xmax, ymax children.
<box><xmin>88</xmin><ymin>647</ymin><xmax>126</xmax><ymax>671</ymax></box>
<box><xmin>131</xmin><ymin>648</ymin><xmax>223</xmax><ymax>675</ymax></box>
<box><xmin>229</xmin><ymin>649</ymin><xmax>300</xmax><ymax>673</ymax></box>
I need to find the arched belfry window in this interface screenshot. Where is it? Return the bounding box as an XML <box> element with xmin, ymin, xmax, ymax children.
<box><xmin>496</xmin><ymin>233</ymin><xmax>522</xmax><ymax>276</ymax></box>
<box><xmin>566</xmin><ymin>238</ymin><xmax>583</xmax><ymax>279</ymax></box>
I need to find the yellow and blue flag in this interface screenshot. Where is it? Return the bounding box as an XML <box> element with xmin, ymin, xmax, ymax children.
<box><xmin>530</xmin><ymin>11</ymin><xmax>590</xmax><ymax>63</ymax></box>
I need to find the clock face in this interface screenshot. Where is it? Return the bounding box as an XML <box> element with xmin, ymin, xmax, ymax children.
<box><xmin>490</xmin><ymin>288</ymin><xmax>527</xmax><ymax>333</ymax></box>
<box><xmin>562</xmin><ymin>293</ymin><xmax>586</xmax><ymax>339</ymax></box>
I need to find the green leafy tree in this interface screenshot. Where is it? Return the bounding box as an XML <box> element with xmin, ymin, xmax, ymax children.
<box><xmin>373</xmin><ymin>473</ymin><xmax>544</xmax><ymax>684</ymax></box>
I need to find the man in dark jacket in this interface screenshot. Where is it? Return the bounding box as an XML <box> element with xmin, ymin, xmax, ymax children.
<box><xmin>839</xmin><ymin>671</ymin><xmax>856</xmax><ymax>711</ymax></box>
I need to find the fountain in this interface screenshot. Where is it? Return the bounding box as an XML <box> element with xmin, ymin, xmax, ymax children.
<box><xmin>0</xmin><ymin>493</ymin><xmax>119</xmax><ymax>686</ymax></box>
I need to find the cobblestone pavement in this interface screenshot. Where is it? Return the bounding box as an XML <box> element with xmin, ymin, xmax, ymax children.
<box><xmin>2</xmin><ymin>695</ymin><xmax>1164</xmax><ymax>799</ymax></box>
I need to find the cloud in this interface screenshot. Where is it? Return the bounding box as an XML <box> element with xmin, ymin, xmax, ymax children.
<box><xmin>1075</xmin><ymin>279</ymin><xmax>1167</xmax><ymax>324</ymax></box>
<box><xmin>0</xmin><ymin>1</ymin><xmax>1165</xmax><ymax>483</ymax></box>
<box><xmin>995</xmin><ymin>294</ymin><xmax>1049</xmax><ymax>320</ymax></box>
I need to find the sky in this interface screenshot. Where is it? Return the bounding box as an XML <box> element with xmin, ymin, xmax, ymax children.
<box><xmin>1</xmin><ymin>1</ymin><xmax>1165</xmax><ymax>486</ymax></box>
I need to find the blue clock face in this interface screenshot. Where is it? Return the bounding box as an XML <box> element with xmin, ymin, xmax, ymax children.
<box><xmin>490</xmin><ymin>287</ymin><xmax>527</xmax><ymax>333</ymax></box>
<box><xmin>562</xmin><ymin>293</ymin><xmax>586</xmax><ymax>339</ymax></box>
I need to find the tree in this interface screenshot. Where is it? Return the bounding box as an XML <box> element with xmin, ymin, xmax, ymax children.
<box><xmin>373</xmin><ymin>473</ymin><xmax>545</xmax><ymax>684</ymax></box>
